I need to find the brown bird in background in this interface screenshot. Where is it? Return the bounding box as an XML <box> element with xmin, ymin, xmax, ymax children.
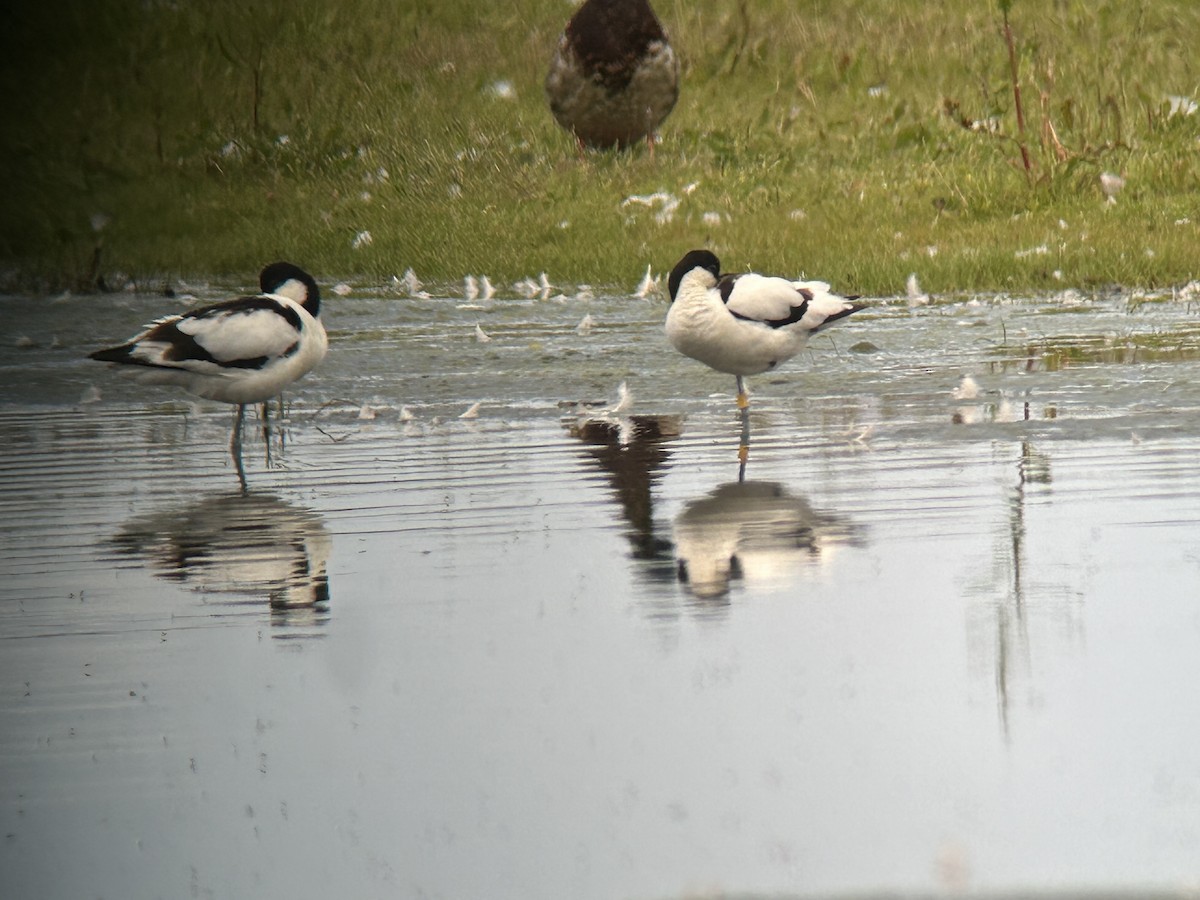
<box><xmin>545</xmin><ymin>0</ymin><xmax>680</xmax><ymax>151</ymax></box>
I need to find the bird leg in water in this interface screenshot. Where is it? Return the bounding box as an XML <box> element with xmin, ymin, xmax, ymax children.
<box><xmin>230</xmin><ymin>403</ymin><xmax>249</xmax><ymax>492</ymax></box>
<box><xmin>735</xmin><ymin>375</ymin><xmax>750</xmax><ymax>410</ymax></box>
<box><xmin>735</xmin><ymin>375</ymin><xmax>752</xmax><ymax>468</ymax></box>
<box><xmin>738</xmin><ymin>407</ymin><xmax>750</xmax><ymax>468</ymax></box>
<box><xmin>259</xmin><ymin>400</ymin><xmax>271</xmax><ymax>445</ymax></box>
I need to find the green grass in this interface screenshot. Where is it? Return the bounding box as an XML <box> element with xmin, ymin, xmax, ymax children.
<box><xmin>2</xmin><ymin>0</ymin><xmax>1199</xmax><ymax>294</ymax></box>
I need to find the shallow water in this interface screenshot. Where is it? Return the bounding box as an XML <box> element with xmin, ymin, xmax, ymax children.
<box><xmin>3</xmin><ymin>283</ymin><xmax>1200</xmax><ymax>899</ymax></box>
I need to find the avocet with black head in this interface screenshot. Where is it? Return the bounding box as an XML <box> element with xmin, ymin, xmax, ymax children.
<box><xmin>89</xmin><ymin>261</ymin><xmax>327</xmax><ymax>486</ymax></box>
<box><xmin>665</xmin><ymin>249</ymin><xmax>864</xmax><ymax>443</ymax></box>
<box><xmin>545</xmin><ymin>0</ymin><xmax>679</xmax><ymax>151</ymax></box>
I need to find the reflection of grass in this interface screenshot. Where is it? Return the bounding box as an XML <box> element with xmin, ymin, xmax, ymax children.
<box><xmin>2</xmin><ymin>0</ymin><xmax>1199</xmax><ymax>292</ymax></box>
<box><xmin>992</xmin><ymin>330</ymin><xmax>1200</xmax><ymax>372</ymax></box>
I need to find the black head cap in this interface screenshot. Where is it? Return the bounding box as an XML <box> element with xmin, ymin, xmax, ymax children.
<box><xmin>667</xmin><ymin>249</ymin><xmax>720</xmax><ymax>300</ymax></box>
<box><xmin>259</xmin><ymin>262</ymin><xmax>320</xmax><ymax>316</ymax></box>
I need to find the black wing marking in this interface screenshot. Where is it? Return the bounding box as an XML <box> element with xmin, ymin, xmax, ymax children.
<box><xmin>90</xmin><ymin>296</ymin><xmax>303</xmax><ymax>372</ymax></box>
<box><xmin>720</xmin><ymin>274</ymin><xmax>813</xmax><ymax>329</ymax></box>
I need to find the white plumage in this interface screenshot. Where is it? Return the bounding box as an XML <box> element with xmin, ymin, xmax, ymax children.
<box><xmin>90</xmin><ymin>261</ymin><xmax>326</xmax><ymax>406</ymax></box>
<box><xmin>665</xmin><ymin>249</ymin><xmax>863</xmax><ymax>409</ymax></box>
<box><xmin>89</xmin><ymin>261</ymin><xmax>327</xmax><ymax>486</ymax></box>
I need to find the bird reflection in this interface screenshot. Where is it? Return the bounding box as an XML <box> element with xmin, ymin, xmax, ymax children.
<box><xmin>673</xmin><ymin>481</ymin><xmax>863</xmax><ymax>601</ymax></box>
<box><xmin>567</xmin><ymin>410</ymin><xmax>681</xmax><ymax>578</ymax></box>
<box><xmin>110</xmin><ymin>492</ymin><xmax>332</xmax><ymax>628</ymax></box>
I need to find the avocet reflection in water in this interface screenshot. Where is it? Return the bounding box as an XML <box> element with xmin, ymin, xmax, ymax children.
<box><xmin>107</xmin><ymin>491</ymin><xmax>331</xmax><ymax>630</ymax></box>
<box><xmin>566</xmin><ymin>404</ymin><xmax>863</xmax><ymax>605</ymax></box>
<box><xmin>671</xmin><ymin>480</ymin><xmax>864</xmax><ymax>601</ymax></box>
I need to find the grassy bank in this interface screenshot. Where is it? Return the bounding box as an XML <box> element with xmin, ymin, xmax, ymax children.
<box><xmin>2</xmin><ymin>0</ymin><xmax>1198</xmax><ymax>295</ymax></box>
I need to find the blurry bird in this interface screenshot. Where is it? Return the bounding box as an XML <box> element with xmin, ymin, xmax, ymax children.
<box><xmin>545</xmin><ymin>0</ymin><xmax>679</xmax><ymax>151</ymax></box>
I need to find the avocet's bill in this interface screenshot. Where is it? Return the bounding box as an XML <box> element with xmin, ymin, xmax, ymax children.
<box><xmin>89</xmin><ymin>261</ymin><xmax>327</xmax><ymax>406</ymax></box>
<box><xmin>665</xmin><ymin>248</ymin><xmax>864</xmax><ymax>410</ymax></box>
<box><xmin>545</xmin><ymin>0</ymin><xmax>679</xmax><ymax>150</ymax></box>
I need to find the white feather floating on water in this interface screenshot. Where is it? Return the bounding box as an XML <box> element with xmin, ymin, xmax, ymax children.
<box><xmin>952</xmin><ymin>375</ymin><xmax>979</xmax><ymax>401</ymax></box>
<box><xmin>395</xmin><ymin>267</ymin><xmax>430</xmax><ymax>298</ymax></box>
<box><xmin>634</xmin><ymin>265</ymin><xmax>659</xmax><ymax>298</ymax></box>
<box><xmin>459</xmin><ymin>401</ymin><xmax>482</xmax><ymax>420</ymax></box>
<box><xmin>576</xmin><ymin>314</ymin><xmax>596</xmax><ymax>336</ymax></box>
<box><xmin>513</xmin><ymin>273</ymin><xmax>553</xmax><ymax>300</ymax></box>
<box><xmin>606</xmin><ymin>381</ymin><xmax>633</xmax><ymax>416</ymax></box>
<box><xmin>906</xmin><ymin>272</ymin><xmax>930</xmax><ymax>307</ymax></box>
<box><xmin>474</xmin><ymin>323</ymin><xmax>492</xmax><ymax>343</ymax></box>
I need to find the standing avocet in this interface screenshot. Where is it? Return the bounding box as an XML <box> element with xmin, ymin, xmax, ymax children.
<box><xmin>665</xmin><ymin>249</ymin><xmax>863</xmax><ymax>464</ymax></box>
<box><xmin>88</xmin><ymin>261</ymin><xmax>327</xmax><ymax>486</ymax></box>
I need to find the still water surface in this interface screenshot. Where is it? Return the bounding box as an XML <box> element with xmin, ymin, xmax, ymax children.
<box><xmin>2</xmin><ymin>280</ymin><xmax>1200</xmax><ymax>898</ymax></box>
